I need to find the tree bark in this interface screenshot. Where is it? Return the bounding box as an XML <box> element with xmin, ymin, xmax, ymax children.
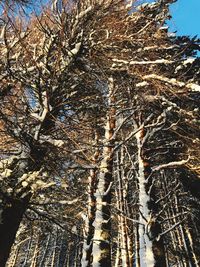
<box><xmin>81</xmin><ymin>131</ymin><xmax>100</xmax><ymax>267</ymax></box>
<box><xmin>92</xmin><ymin>77</ymin><xmax>116</xmax><ymax>267</ymax></box>
<box><xmin>115</xmin><ymin>148</ymin><xmax>131</xmax><ymax>267</ymax></box>
<box><xmin>81</xmin><ymin>168</ymin><xmax>97</xmax><ymax>267</ymax></box>
<box><xmin>0</xmin><ymin>195</ymin><xmax>30</xmax><ymax>267</ymax></box>
<box><xmin>135</xmin><ymin>125</ymin><xmax>166</xmax><ymax>267</ymax></box>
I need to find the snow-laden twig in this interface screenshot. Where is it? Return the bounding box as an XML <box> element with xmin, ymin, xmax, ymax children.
<box><xmin>152</xmin><ymin>157</ymin><xmax>190</xmax><ymax>172</ymax></box>
<box><xmin>144</xmin><ymin>74</ymin><xmax>200</xmax><ymax>92</ymax></box>
<box><xmin>112</xmin><ymin>58</ymin><xmax>175</xmax><ymax>68</ymax></box>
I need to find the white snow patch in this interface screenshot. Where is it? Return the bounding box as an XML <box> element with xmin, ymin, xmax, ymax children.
<box><xmin>136</xmin><ymin>129</ymin><xmax>155</xmax><ymax>267</ymax></box>
<box><xmin>126</xmin><ymin>0</ymin><xmax>133</xmax><ymax>9</ymax></box>
<box><xmin>1</xmin><ymin>169</ymin><xmax>12</xmax><ymax>177</ymax></box>
<box><xmin>0</xmin><ymin>156</ymin><xmax>17</xmax><ymax>169</ymax></box>
<box><xmin>186</xmin><ymin>83</ymin><xmax>200</xmax><ymax>92</ymax></box>
<box><xmin>168</xmin><ymin>32</ymin><xmax>176</xmax><ymax>37</ymax></box>
<box><xmin>112</xmin><ymin>59</ymin><xmax>174</xmax><ymax>66</ymax></box>
<box><xmin>69</xmin><ymin>42</ymin><xmax>82</xmax><ymax>56</ymax></box>
<box><xmin>76</xmin><ymin>6</ymin><xmax>92</xmax><ymax>20</ymax></box>
<box><xmin>175</xmin><ymin>65</ymin><xmax>183</xmax><ymax>72</ymax></box>
<box><xmin>159</xmin><ymin>26</ymin><xmax>169</xmax><ymax>31</ymax></box>
<box><xmin>22</xmin><ymin>181</ymin><xmax>28</xmax><ymax>187</ymax></box>
<box><xmin>144</xmin><ymin>74</ymin><xmax>200</xmax><ymax>92</ymax></box>
<box><xmin>112</xmin><ymin>58</ymin><xmax>129</xmax><ymax>64</ymax></box>
<box><xmin>183</xmin><ymin>57</ymin><xmax>195</xmax><ymax>65</ymax></box>
<box><xmin>143</xmin><ymin>59</ymin><xmax>173</xmax><ymax>64</ymax></box>
<box><xmin>136</xmin><ymin>81</ymin><xmax>149</xmax><ymax>88</ymax></box>
<box><xmin>51</xmin><ymin>140</ymin><xmax>65</xmax><ymax>147</ymax></box>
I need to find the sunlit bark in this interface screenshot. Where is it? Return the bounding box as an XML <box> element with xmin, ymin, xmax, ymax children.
<box><xmin>81</xmin><ymin>133</ymin><xmax>100</xmax><ymax>266</ymax></box>
<box><xmin>92</xmin><ymin>77</ymin><xmax>116</xmax><ymax>267</ymax></box>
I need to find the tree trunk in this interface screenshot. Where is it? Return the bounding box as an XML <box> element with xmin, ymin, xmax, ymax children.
<box><xmin>135</xmin><ymin>225</ymin><xmax>140</xmax><ymax>267</ymax></box>
<box><xmin>0</xmin><ymin>195</ymin><xmax>30</xmax><ymax>267</ymax></box>
<box><xmin>135</xmin><ymin>127</ymin><xmax>155</xmax><ymax>267</ymax></box>
<box><xmin>92</xmin><ymin>77</ymin><xmax>116</xmax><ymax>267</ymax></box>
<box><xmin>81</xmin><ymin>168</ymin><xmax>97</xmax><ymax>267</ymax></box>
<box><xmin>135</xmin><ymin>126</ymin><xmax>166</xmax><ymax>267</ymax></box>
<box><xmin>92</xmin><ymin>167</ymin><xmax>113</xmax><ymax>267</ymax></box>
<box><xmin>115</xmin><ymin>148</ymin><xmax>131</xmax><ymax>267</ymax></box>
<box><xmin>81</xmin><ymin>132</ymin><xmax>100</xmax><ymax>266</ymax></box>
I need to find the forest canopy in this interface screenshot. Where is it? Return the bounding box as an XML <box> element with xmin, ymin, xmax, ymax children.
<box><xmin>0</xmin><ymin>1</ymin><xmax>199</xmax><ymax>267</ymax></box>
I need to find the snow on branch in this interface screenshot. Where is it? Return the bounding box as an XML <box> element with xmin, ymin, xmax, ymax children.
<box><xmin>152</xmin><ymin>157</ymin><xmax>190</xmax><ymax>172</ymax></box>
<box><xmin>39</xmin><ymin>136</ymin><xmax>65</xmax><ymax>148</ymax></box>
<box><xmin>112</xmin><ymin>58</ymin><xmax>175</xmax><ymax>68</ymax></box>
<box><xmin>126</xmin><ymin>0</ymin><xmax>133</xmax><ymax>9</ymax></box>
<box><xmin>135</xmin><ymin>81</ymin><xmax>149</xmax><ymax>88</ymax></box>
<box><xmin>144</xmin><ymin>74</ymin><xmax>200</xmax><ymax>92</ymax></box>
<box><xmin>76</xmin><ymin>6</ymin><xmax>92</xmax><ymax>20</ymax></box>
<box><xmin>0</xmin><ymin>156</ymin><xmax>19</xmax><ymax>179</ymax></box>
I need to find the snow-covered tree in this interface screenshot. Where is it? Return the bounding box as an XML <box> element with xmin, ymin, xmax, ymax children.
<box><xmin>0</xmin><ymin>0</ymin><xmax>199</xmax><ymax>266</ymax></box>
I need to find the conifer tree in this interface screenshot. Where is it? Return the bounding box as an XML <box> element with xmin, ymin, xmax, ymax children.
<box><xmin>0</xmin><ymin>0</ymin><xmax>199</xmax><ymax>266</ymax></box>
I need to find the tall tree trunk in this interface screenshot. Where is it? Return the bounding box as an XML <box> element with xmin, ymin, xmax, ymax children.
<box><xmin>135</xmin><ymin>126</ymin><xmax>166</xmax><ymax>267</ymax></box>
<box><xmin>184</xmin><ymin>227</ymin><xmax>199</xmax><ymax>267</ymax></box>
<box><xmin>81</xmin><ymin>133</ymin><xmax>99</xmax><ymax>267</ymax></box>
<box><xmin>92</xmin><ymin>155</ymin><xmax>113</xmax><ymax>267</ymax></box>
<box><xmin>92</xmin><ymin>77</ymin><xmax>116</xmax><ymax>267</ymax></box>
<box><xmin>81</xmin><ymin>168</ymin><xmax>97</xmax><ymax>267</ymax></box>
<box><xmin>50</xmin><ymin>229</ymin><xmax>57</xmax><ymax>267</ymax></box>
<box><xmin>135</xmin><ymin>127</ymin><xmax>155</xmax><ymax>267</ymax></box>
<box><xmin>115</xmin><ymin>148</ymin><xmax>131</xmax><ymax>267</ymax></box>
<box><xmin>135</xmin><ymin>225</ymin><xmax>140</xmax><ymax>267</ymax></box>
<box><xmin>0</xmin><ymin>195</ymin><xmax>30</xmax><ymax>267</ymax></box>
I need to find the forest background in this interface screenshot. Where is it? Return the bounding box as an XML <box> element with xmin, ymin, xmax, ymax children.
<box><xmin>0</xmin><ymin>0</ymin><xmax>200</xmax><ymax>267</ymax></box>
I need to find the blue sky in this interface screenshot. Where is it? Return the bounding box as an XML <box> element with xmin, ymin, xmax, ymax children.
<box><xmin>135</xmin><ymin>0</ymin><xmax>200</xmax><ymax>37</ymax></box>
<box><xmin>169</xmin><ymin>0</ymin><xmax>200</xmax><ymax>37</ymax></box>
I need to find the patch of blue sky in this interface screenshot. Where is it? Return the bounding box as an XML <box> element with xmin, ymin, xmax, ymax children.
<box><xmin>168</xmin><ymin>0</ymin><xmax>200</xmax><ymax>38</ymax></box>
<box><xmin>131</xmin><ymin>0</ymin><xmax>200</xmax><ymax>38</ymax></box>
<box><xmin>23</xmin><ymin>0</ymin><xmax>49</xmax><ymax>16</ymax></box>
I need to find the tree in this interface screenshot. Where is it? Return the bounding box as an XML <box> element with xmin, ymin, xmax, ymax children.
<box><xmin>0</xmin><ymin>0</ymin><xmax>200</xmax><ymax>266</ymax></box>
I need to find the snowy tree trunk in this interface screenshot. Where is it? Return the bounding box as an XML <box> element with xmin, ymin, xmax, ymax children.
<box><xmin>135</xmin><ymin>127</ymin><xmax>155</xmax><ymax>267</ymax></box>
<box><xmin>81</xmin><ymin>169</ymin><xmax>97</xmax><ymax>267</ymax></box>
<box><xmin>92</xmin><ymin>158</ymin><xmax>113</xmax><ymax>267</ymax></box>
<box><xmin>81</xmin><ymin>133</ymin><xmax>99</xmax><ymax>267</ymax></box>
<box><xmin>135</xmin><ymin>121</ymin><xmax>167</xmax><ymax>267</ymax></box>
<box><xmin>115</xmin><ymin>148</ymin><xmax>131</xmax><ymax>267</ymax></box>
<box><xmin>92</xmin><ymin>77</ymin><xmax>116</xmax><ymax>267</ymax></box>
